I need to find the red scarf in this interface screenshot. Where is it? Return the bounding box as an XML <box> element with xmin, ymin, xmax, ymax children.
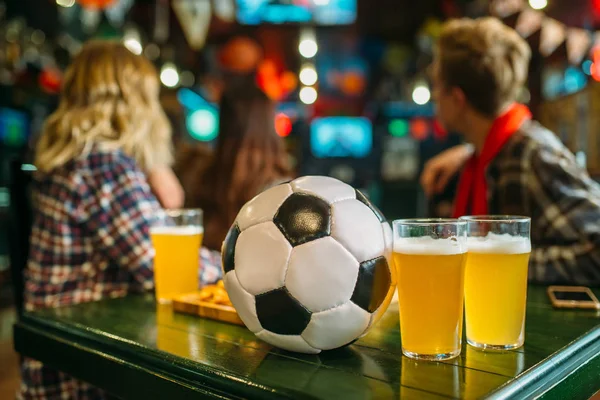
<box><xmin>452</xmin><ymin>103</ymin><xmax>531</xmax><ymax>218</ymax></box>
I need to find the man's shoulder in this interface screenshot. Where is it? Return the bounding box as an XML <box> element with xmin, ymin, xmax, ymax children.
<box><xmin>498</xmin><ymin>120</ymin><xmax>574</xmax><ymax>166</ymax></box>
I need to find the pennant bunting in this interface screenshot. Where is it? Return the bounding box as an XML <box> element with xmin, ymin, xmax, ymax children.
<box><xmin>566</xmin><ymin>29</ymin><xmax>591</xmax><ymax>65</ymax></box>
<box><xmin>212</xmin><ymin>0</ymin><xmax>235</xmax><ymax>23</ymax></box>
<box><xmin>490</xmin><ymin>0</ymin><xmax>525</xmax><ymax>18</ymax></box>
<box><xmin>539</xmin><ymin>18</ymin><xmax>566</xmax><ymax>56</ymax></box>
<box><xmin>515</xmin><ymin>8</ymin><xmax>543</xmax><ymax>38</ymax></box>
<box><xmin>593</xmin><ymin>32</ymin><xmax>600</xmax><ymax>49</ymax></box>
<box><xmin>105</xmin><ymin>0</ymin><xmax>133</xmax><ymax>27</ymax></box>
<box><xmin>80</xmin><ymin>8</ymin><xmax>101</xmax><ymax>34</ymax></box>
<box><xmin>173</xmin><ymin>0</ymin><xmax>212</xmax><ymax>50</ymax></box>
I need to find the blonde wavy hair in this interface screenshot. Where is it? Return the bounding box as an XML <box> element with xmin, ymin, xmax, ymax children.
<box><xmin>35</xmin><ymin>40</ymin><xmax>172</xmax><ymax>173</ymax></box>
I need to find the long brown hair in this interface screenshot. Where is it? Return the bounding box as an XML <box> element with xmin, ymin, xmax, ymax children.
<box><xmin>193</xmin><ymin>84</ymin><xmax>291</xmax><ymax>250</ymax></box>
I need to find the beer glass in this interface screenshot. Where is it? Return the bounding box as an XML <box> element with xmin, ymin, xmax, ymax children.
<box><xmin>461</xmin><ymin>216</ymin><xmax>531</xmax><ymax>350</ymax></box>
<box><xmin>393</xmin><ymin>219</ymin><xmax>467</xmax><ymax>360</ymax></box>
<box><xmin>151</xmin><ymin>209</ymin><xmax>203</xmax><ymax>304</ymax></box>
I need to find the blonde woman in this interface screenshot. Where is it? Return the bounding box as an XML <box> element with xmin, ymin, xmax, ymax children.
<box><xmin>20</xmin><ymin>41</ymin><xmax>182</xmax><ymax>399</ymax></box>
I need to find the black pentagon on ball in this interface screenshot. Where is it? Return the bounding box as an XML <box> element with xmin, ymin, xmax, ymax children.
<box><xmin>355</xmin><ymin>189</ymin><xmax>386</xmax><ymax>223</ymax></box>
<box><xmin>351</xmin><ymin>256</ymin><xmax>391</xmax><ymax>313</ymax></box>
<box><xmin>273</xmin><ymin>193</ymin><xmax>331</xmax><ymax>247</ymax></box>
<box><xmin>256</xmin><ymin>287</ymin><xmax>312</xmax><ymax>335</ymax></box>
<box><xmin>222</xmin><ymin>224</ymin><xmax>240</xmax><ymax>273</ymax></box>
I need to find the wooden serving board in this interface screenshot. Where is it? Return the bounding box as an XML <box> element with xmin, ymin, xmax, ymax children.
<box><xmin>172</xmin><ymin>292</ymin><xmax>245</xmax><ymax>326</ymax></box>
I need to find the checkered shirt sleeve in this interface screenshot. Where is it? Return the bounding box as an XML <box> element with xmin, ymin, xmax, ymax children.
<box><xmin>200</xmin><ymin>247</ymin><xmax>223</xmax><ymax>287</ymax></box>
<box><xmin>526</xmin><ymin>143</ymin><xmax>600</xmax><ymax>285</ymax></box>
<box><xmin>490</xmin><ymin>122</ymin><xmax>600</xmax><ymax>286</ymax></box>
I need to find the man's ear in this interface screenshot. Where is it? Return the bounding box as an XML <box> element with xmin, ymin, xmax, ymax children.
<box><xmin>451</xmin><ymin>87</ymin><xmax>467</xmax><ymax>109</ymax></box>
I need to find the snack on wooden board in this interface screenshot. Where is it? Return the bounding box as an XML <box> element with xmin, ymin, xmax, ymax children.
<box><xmin>197</xmin><ymin>281</ymin><xmax>232</xmax><ymax>306</ymax></box>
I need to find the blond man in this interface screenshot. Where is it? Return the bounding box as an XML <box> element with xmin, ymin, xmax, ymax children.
<box><xmin>421</xmin><ymin>17</ymin><xmax>600</xmax><ymax>285</ymax></box>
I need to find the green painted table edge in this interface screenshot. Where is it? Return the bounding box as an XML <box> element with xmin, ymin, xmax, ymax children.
<box><xmin>538</xmin><ymin>354</ymin><xmax>600</xmax><ymax>400</ymax></box>
<box><xmin>14</xmin><ymin>313</ymin><xmax>313</xmax><ymax>399</ymax></box>
<box><xmin>486</xmin><ymin>325</ymin><xmax>600</xmax><ymax>399</ymax></box>
<box><xmin>13</xmin><ymin>295</ymin><xmax>600</xmax><ymax>400</ymax></box>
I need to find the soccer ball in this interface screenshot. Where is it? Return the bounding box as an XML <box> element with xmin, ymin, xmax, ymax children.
<box><xmin>221</xmin><ymin>176</ymin><xmax>396</xmax><ymax>354</ymax></box>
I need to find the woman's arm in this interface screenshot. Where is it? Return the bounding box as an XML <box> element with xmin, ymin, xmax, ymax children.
<box><xmin>147</xmin><ymin>166</ymin><xmax>185</xmax><ymax>209</ymax></box>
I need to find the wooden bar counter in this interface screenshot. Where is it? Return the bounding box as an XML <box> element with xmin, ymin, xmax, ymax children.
<box><xmin>13</xmin><ymin>286</ymin><xmax>600</xmax><ymax>399</ymax></box>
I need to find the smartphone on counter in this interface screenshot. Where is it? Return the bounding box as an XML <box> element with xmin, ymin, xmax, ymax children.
<box><xmin>547</xmin><ymin>286</ymin><xmax>600</xmax><ymax>310</ymax></box>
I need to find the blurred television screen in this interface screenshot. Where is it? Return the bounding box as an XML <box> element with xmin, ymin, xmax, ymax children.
<box><xmin>0</xmin><ymin>108</ymin><xmax>29</xmax><ymax>147</ymax></box>
<box><xmin>236</xmin><ymin>0</ymin><xmax>357</xmax><ymax>25</ymax></box>
<box><xmin>310</xmin><ymin>116</ymin><xmax>372</xmax><ymax>158</ymax></box>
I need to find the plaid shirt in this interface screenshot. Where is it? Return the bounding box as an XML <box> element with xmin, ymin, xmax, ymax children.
<box><xmin>20</xmin><ymin>148</ymin><xmax>161</xmax><ymax>399</ymax></box>
<box><xmin>24</xmin><ymin>149</ymin><xmax>160</xmax><ymax>311</ymax></box>
<box><xmin>487</xmin><ymin>120</ymin><xmax>600</xmax><ymax>286</ymax></box>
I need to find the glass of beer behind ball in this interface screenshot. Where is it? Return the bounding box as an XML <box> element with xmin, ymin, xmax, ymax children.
<box><xmin>461</xmin><ymin>216</ymin><xmax>531</xmax><ymax>350</ymax></box>
<box><xmin>393</xmin><ymin>219</ymin><xmax>467</xmax><ymax>361</ymax></box>
<box><xmin>151</xmin><ymin>209</ymin><xmax>203</xmax><ymax>304</ymax></box>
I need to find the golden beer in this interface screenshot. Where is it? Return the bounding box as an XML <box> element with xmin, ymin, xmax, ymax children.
<box><xmin>464</xmin><ymin>234</ymin><xmax>530</xmax><ymax>349</ymax></box>
<box><xmin>151</xmin><ymin>225</ymin><xmax>203</xmax><ymax>303</ymax></box>
<box><xmin>393</xmin><ymin>236</ymin><xmax>466</xmax><ymax>360</ymax></box>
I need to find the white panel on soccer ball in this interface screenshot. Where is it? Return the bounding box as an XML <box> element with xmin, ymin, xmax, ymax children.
<box><xmin>291</xmin><ymin>176</ymin><xmax>356</xmax><ymax>205</ymax></box>
<box><xmin>256</xmin><ymin>330</ymin><xmax>321</xmax><ymax>354</ymax></box>
<box><xmin>237</xmin><ymin>183</ymin><xmax>293</xmax><ymax>231</ymax></box>
<box><xmin>302</xmin><ymin>302</ymin><xmax>370</xmax><ymax>350</ymax></box>
<box><xmin>331</xmin><ymin>200</ymin><xmax>385</xmax><ymax>263</ymax></box>
<box><xmin>286</xmin><ymin>237</ymin><xmax>359</xmax><ymax>313</ymax></box>
<box><xmin>381</xmin><ymin>221</ymin><xmax>397</xmax><ymax>285</ymax></box>
<box><xmin>223</xmin><ymin>271</ymin><xmax>262</xmax><ymax>333</ymax></box>
<box><xmin>235</xmin><ymin>222</ymin><xmax>291</xmax><ymax>295</ymax></box>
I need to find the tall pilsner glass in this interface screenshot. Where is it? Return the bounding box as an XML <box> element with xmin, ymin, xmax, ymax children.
<box><xmin>461</xmin><ymin>216</ymin><xmax>531</xmax><ymax>350</ymax></box>
<box><xmin>151</xmin><ymin>209</ymin><xmax>203</xmax><ymax>304</ymax></box>
<box><xmin>393</xmin><ymin>219</ymin><xmax>467</xmax><ymax>361</ymax></box>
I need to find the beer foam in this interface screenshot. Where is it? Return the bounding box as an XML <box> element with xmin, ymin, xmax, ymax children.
<box><xmin>466</xmin><ymin>232</ymin><xmax>530</xmax><ymax>254</ymax></box>
<box><xmin>394</xmin><ymin>237</ymin><xmax>466</xmax><ymax>255</ymax></box>
<box><xmin>149</xmin><ymin>225</ymin><xmax>204</xmax><ymax>235</ymax></box>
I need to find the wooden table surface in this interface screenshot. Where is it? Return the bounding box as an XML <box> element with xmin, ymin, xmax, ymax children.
<box><xmin>13</xmin><ymin>286</ymin><xmax>600</xmax><ymax>399</ymax></box>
